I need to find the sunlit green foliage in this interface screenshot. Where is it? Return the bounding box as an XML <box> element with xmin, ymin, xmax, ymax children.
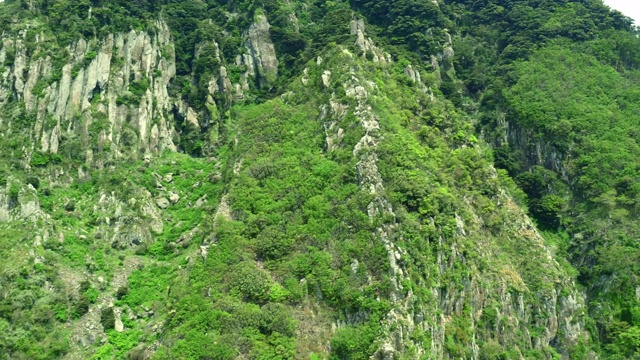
<box><xmin>1</xmin><ymin>0</ymin><xmax>640</xmax><ymax>358</ymax></box>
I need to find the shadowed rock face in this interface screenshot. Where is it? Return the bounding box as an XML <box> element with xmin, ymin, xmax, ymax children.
<box><xmin>246</xmin><ymin>13</ymin><xmax>279</xmax><ymax>86</ymax></box>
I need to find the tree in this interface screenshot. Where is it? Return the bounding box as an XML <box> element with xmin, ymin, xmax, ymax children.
<box><xmin>256</xmin><ymin>228</ymin><xmax>293</xmax><ymax>261</ymax></box>
<box><xmin>229</xmin><ymin>262</ymin><xmax>272</xmax><ymax>304</ymax></box>
<box><xmin>530</xmin><ymin>195</ymin><xmax>564</xmax><ymax>229</ymax></box>
<box><xmin>101</xmin><ymin>307</ymin><xmax>116</xmax><ymax>330</ymax></box>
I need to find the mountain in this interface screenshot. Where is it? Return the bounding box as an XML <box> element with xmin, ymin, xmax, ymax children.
<box><xmin>1</xmin><ymin>0</ymin><xmax>639</xmax><ymax>359</ymax></box>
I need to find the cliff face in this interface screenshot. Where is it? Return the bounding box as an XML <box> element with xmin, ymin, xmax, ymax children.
<box><xmin>0</xmin><ymin>11</ymin><xmax>281</xmax><ymax>358</ymax></box>
<box><xmin>0</xmin><ymin>12</ymin><xmax>280</xmax><ymax>165</ymax></box>
<box><xmin>302</xmin><ymin>41</ymin><xmax>592</xmax><ymax>359</ymax></box>
<box><xmin>1</xmin><ymin>21</ymin><xmax>177</xmax><ymax>160</ymax></box>
<box><xmin>1</xmin><ymin>1</ymin><xmax>628</xmax><ymax>359</ymax></box>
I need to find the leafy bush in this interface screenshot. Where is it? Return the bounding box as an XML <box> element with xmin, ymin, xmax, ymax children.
<box><xmin>255</xmin><ymin>228</ymin><xmax>293</xmax><ymax>261</ymax></box>
<box><xmin>228</xmin><ymin>262</ymin><xmax>273</xmax><ymax>304</ymax></box>
<box><xmin>118</xmin><ymin>266</ymin><xmax>172</xmax><ymax>308</ymax></box>
<box><xmin>530</xmin><ymin>195</ymin><xmax>565</xmax><ymax>229</ymax></box>
<box><xmin>330</xmin><ymin>324</ymin><xmax>379</xmax><ymax>360</ymax></box>
<box><xmin>30</xmin><ymin>151</ymin><xmax>50</xmax><ymax>167</ymax></box>
<box><xmin>101</xmin><ymin>307</ymin><xmax>116</xmax><ymax>330</ymax></box>
<box><xmin>260</xmin><ymin>303</ymin><xmax>295</xmax><ymax>336</ymax></box>
<box><xmin>129</xmin><ymin>77</ymin><xmax>150</xmax><ymax>98</ymax></box>
<box><xmin>71</xmin><ymin>296</ymin><xmax>90</xmax><ymax>319</ymax></box>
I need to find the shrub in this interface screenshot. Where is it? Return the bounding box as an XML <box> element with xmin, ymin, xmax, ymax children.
<box><xmin>30</xmin><ymin>151</ymin><xmax>62</xmax><ymax>167</ymax></box>
<box><xmin>228</xmin><ymin>262</ymin><xmax>272</xmax><ymax>304</ymax></box>
<box><xmin>479</xmin><ymin>340</ymin><xmax>506</xmax><ymax>360</ymax></box>
<box><xmin>8</xmin><ymin>184</ymin><xmax>20</xmax><ymax>207</ymax></box>
<box><xmin>71</xmin><ymin>296</ymin><xmax>90</xmax><ymax>319</ymax></box>
<box><xmin>530</xmin><ymin>195</ymin><xmax>565</xmax><ymax>229</ymax></box>
<box><xmin>129</xmin><ymin>77</ymin><xmax>150</xmax><ymax>98</ymax></box>
<box><xmin>85</xmin><ymin>51</ymin><xmax>97</xmax><ymax>62</ymax></box>
<box><xmin>31</xmin><ymin>151</ymin><xmax>50</xmax><ymax>167</ymax></box>
<box><xmin>260</xmin><ymin>303</ymin><xmax>295</xmax><ymax>336</ymax></box>
<box><xmin>84</xmin><ymin>287</ymin><xmax>100</xmax><ymax>303</ymax></box>
<box><xmin>116</xmin><ymin>286</ymin><xmax>129</xmax><ymax>300</ymax></box>
<box><xmin>330</xmin><ymin>325</ymin><xmax>377</xmax><ymax>360</ymax></box>
<box><xmin>493</xmin><ymin>146</ymin><xmax>520</xmax><ymax>176</ymax></box>
<box><xmin>101</xmin><ymin>307</ymin><xmax>116</xmax><ymax>330</ymax></box>
<box><xmin>256</xmin><ymin>228</ymin><xmax>293</xmax><ymax>260</ymax></box>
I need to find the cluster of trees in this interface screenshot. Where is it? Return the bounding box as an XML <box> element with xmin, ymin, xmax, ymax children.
<box><xmin>506</xmin><ymin>47</ymin><xmax>640</xmax><ymax>357</ymax></box>
<box><xmin>446</xmin><ymin>0</ymin><xmax>640</xmax><ymax>357</ymax></box>
<box><xmin>350</xmin><ymin>0</ymin><xmax>452</xmax><ymax>56</ymax></box>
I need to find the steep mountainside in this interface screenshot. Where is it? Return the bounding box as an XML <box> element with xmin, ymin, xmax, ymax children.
<box><xmin>0</xmin><ymin>0</ymin><xmax>639</xmax><ymax>359</ymax></box>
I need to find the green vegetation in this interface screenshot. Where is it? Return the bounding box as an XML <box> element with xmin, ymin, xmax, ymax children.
<box><xmin>30</xmin><ymin>151</ymin><xmax>62</xmax><ymax>167</ymax></box>
<box><xmin>1</xmin><ymin>0</ymin><xmax>640</xmax><ymax>358</ymax></box>
<box><xmin>447</xmin><ymin>1</ymin><xmax>640</xmax><ymax>357</ymax></box>
<box><xmin>500</xmin><ymin>45</ymin><xmax>640</xmax><ymax>357</ymax></box>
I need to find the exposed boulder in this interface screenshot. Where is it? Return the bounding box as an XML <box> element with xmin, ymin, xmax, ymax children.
<box><xmin>155</xmin><ymin>197</ymin><xmax>170</xmax><ymax>209</ymax></box>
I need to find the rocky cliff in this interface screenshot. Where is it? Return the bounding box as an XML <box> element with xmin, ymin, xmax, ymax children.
<box><xmin>3</xmin><ymin>0</ymin><xmax>635</xmax><ymax>359</ymax></box>
<box><xmin>0</xmin><ymin>10</ymin><xmax>280</xmax><ymax>165</ymax></box>
<box><xmin>303</xmin><ymin>40</ymin><xmax>592</xmax><ymax>359</ymax></box>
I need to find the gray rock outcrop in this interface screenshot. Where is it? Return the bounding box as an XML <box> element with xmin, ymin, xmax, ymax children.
<box><xmin>244</xmin><ymin>12</ymin><xmax>279</xmax><ymax>87</ymax></box>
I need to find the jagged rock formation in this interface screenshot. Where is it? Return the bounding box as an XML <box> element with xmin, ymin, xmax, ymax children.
<box><xmin>244</xmin><ymin>12</ymin><xmax>279</xmax><ymax>87</ymax></box>
<box><xmin>1</xmin><ymin>21</ymin><xmax>178</xmax><ymax>162</ymax></box>
<box><xmin>4</xmin><ymin>1</ymin><xmax>638</xmax><ymax>359</ymax></box>
<box><xmin>351</xmin><ymin>19</ymin><xmax>391</xmax><ymax>64</ymax></box>
<box><xmin>311</xmin><ymin>43</ymin><xmax>592</xmax><ymax>359</ymax></box>
<box><xmin>0</xmin><ymin>12</ymin><xmax>279</xmax><ymax>169</ymax></box>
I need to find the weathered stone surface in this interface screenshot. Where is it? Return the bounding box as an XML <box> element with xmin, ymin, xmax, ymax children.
<box><xmin>114</xmin><ymin>308</ymin><xmax>124</xmax><ymax>332</ymax></box>
<box><xmin>1</xmin><ymin>20</ymin><xmax>179</xmax><ymax>164</ymax></box>
<box><xmin>245</xmin><ymin>13</ymin><xmax>279</xmax><ymax>86</ymax></box>
<box><xmin>350</xmin><ymin>19</ymin><xmax>392</xmax><ymax>64</ymax></box>
<box><xmin>404</xmin><ymin>65</ymin><xmax>421</xmax><ymax>83</ymax></box>
<box><xmin>321</xmin><ymin>70</ymin><xmax>331</xmax><ymax>88</ymax></box>
<box><xmin>186</xmin><ymin>107</ymin><xmax>200</xmax><ymax>129</ymax></box>
<box><xmin>155</xmin><ymin>197</ymin><xmax>170</xmax><ymax>209</ymax></box>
